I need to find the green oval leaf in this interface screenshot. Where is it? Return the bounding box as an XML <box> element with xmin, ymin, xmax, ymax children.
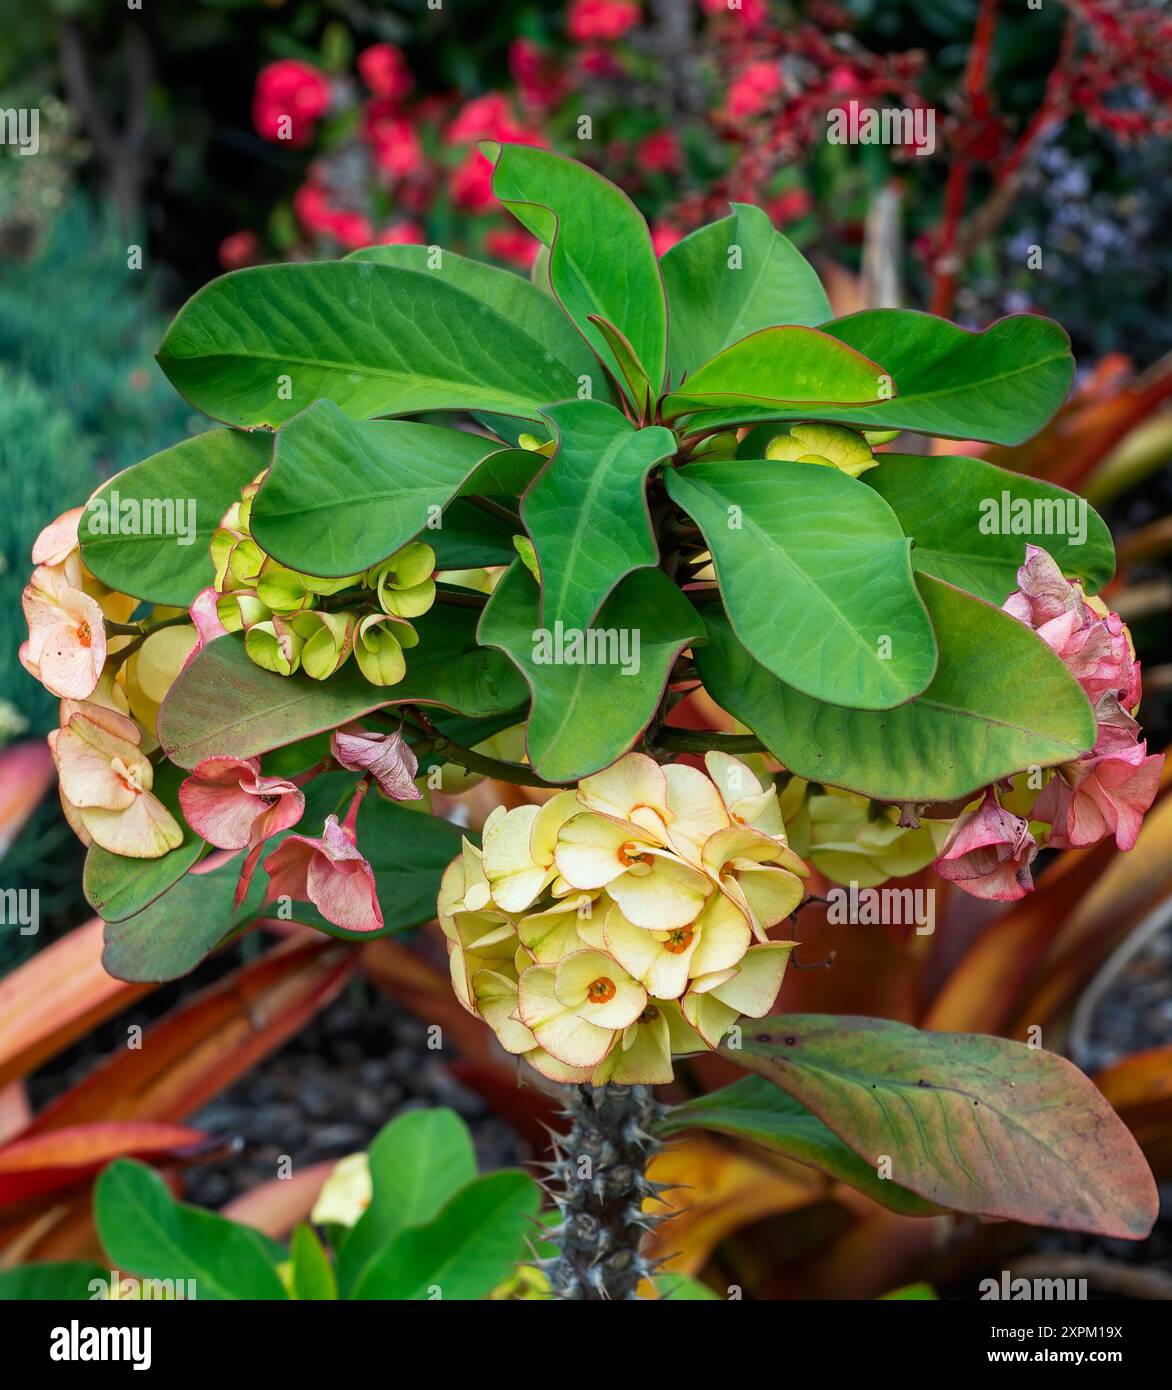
<box><xmin>661</xmin><ymin>203</ymin><xmax>832</xmax><ymax>383</ymax></box>
<box><xmin>253</xmin><ymin>400</ymin><xmax>508</xmax><ymax>576</ymax></box>
<box><xmin>157</xmin><ymin>262</ymin><xmax>580</xmax><ymax>428</ymax></box>
<box><xmin>158</xmin><ymin>609</ymin><xmax>526</xmax><ymax>770</ymax></box>
<box><xmin>95</xmin><ymin>1158</ymin><xmax>288</xmax><ymax>1299</ymax></box>
<box><xmin>668</xmin><ymin>460</ymin><xmax>937</xmax><ymax>709</ymax></box>
<box><xmin>865</xmin><ymin>453</ymin><xmax>1115</xmax><ymax>602</ymax></box>
<box><xmin>487</xmin><ymin>141</ymin><xmax>667</xmax><ymax>392</ymax></box>
<box><xmin>337</xmin><ymin>1108</ymin><xmax>478</xmax><ymax>1297</ymax></box>
<box><xmin>680</xmin><ymin>311</ymin><xmax>1074</xmax><ymax>444</ymax></box>
<box><xmin>346</xmin><ymin>241</ymin><xmax>605</xmax><ymax>395</ymax></box>
<box><xmin>350</xmin><ymin>1170</ymin><xmax>540</xmax><ymax>1300</ymax></box>
<box><xmin>696</xmin><ymin>574</ymin><xmax>1096</xmax><ymax>802</ymax></box>
<box><xmin>522</xmin><ymin>400</ymin><xmax>676</xmax><ymax>630</ymax></box>
<box><xmin>479</xmin><ymin>562</ymin><xmax>702</xmax><ymax>782</ymax></box>
<box><xmin>662</xmin><ymin>326</ymin><xmax>889</xmax><ymax>420</ymax></box>
<box><xmin>80</xmin><ymin>429</ymin><xmax>272</xmax><ymax>607</ymax></box>
<box><xmin>734</xmin><ymin>1016</ymin><xmax>1158</xmax><ymax>1237</ymax></box>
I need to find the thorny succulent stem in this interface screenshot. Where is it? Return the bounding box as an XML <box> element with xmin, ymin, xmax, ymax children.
<box><xmin>540</xmin><ymin>1084</ymin><xmax>670</xmax><ymax>1301</ymax></box>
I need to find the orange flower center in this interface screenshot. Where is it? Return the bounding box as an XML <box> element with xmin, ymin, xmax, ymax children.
<box><xmin>638</xmin><ymin>1005</ymin><xmax>661</xmax><ymax>1024</ymax></box>
<box><xmin>110</xmin><ymin>757</ymin><xmax>142</xmax><ymax>795</ymax></box>
<box><xmin>76</xmin><ymin>620</ymin><xmax>92</xmax><ymax>647</ymax></box>
<box><xmin>618</xmin><ymin>840</ymin><xmax>647</xmax><ymax>867</ymax></box>
<box><xmin>586</xmin><ymin>976</ymin><xmax>617</xmax><ymax>1004</ymax></box>
<box><xmin>663</xmin><ymin>926</ymin><xmax>695</xmax><ymax>955</ymax></box>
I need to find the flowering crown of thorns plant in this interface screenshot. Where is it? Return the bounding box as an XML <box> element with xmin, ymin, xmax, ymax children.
<box><xmin>21</xmin><ymin>143</ymin><xmax>1161</xmax><ymax>1266</ymax></box>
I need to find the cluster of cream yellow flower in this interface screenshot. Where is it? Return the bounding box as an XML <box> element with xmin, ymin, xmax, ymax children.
<box><xmin>439</xmin><ymin>751</ymin><xmax>809</xmax><ymax>1085</ymax></box>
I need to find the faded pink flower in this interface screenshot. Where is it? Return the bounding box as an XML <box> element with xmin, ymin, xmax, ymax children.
<box><xmin>179</xmin><ymin>756</ymin><xmax>304</xmax><ymax>850</ymax></box>
<box><xmin>263</xmin><ymin>814</ymin><xmax>383</xmax><ymax>933</ymax></box>
<box><xmin>32</xmin><ymin>508</ymin><xmax>84</xmax><ymax>568</ymax></box>
<box><xmin>21</xmin><ymin>564</ymin><xmax>107</xmax><ymax>700</ymax></box>
<box><xmin>1002</xmin><ymin>544</ymin><xmax>1083</xmax><ymax>628</ymax></box>
<box><xmin>49</xmin><ymin>702</ymin><xmax>183</xmax><ymax>858</ymax></box>
<box><xmin>1004</xmin><ymin>544</ymin><xmax>1138</xmax><ymax>706</ymax></box>
<box><xmin>933</xmin><ymin>790</ymin><xmax>1038</xmax><ymax>901</ymax></box>
<box><xmin>1033</xmin><ymin>734</ymin><xmax>1163</xmax><ymax>853</ymax></box>
<box><xmin>189</xmin><ymin>586</ymin><xmax>229</xmax><ymax>655</ymax></box>
<box><xmin>330</xmin><ymin>725</ymin><xmax>421</xmax><ymax>801</ymax></box>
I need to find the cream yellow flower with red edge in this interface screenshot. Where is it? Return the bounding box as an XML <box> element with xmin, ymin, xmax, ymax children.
<box><xmin>481</xmin><ymin>791</ymin><xmax>578</xmax><ymax>912</ymax></box>
<box><xmin>683</xmin><ymin>942</ymin><xmax>797</xmax><ymax>1047</ymax></box>
<box><xmin>516</xmin><ymin>893</ymin><xmax>600</xmax><ymax>963</ymax></box>
<box><xmin>49</xmin><ymin>702</ymin><xmax>183</xmax><ymax>858</ymax></box>
<box><xmin>704</xmin><ymin>750</ymin><xmax>787</xmax><ymax>836</ymax></box>
<box><xmin>592</xmin><ymin>997</ymin><xmax>706</xmax><ymax>1085</ymax></box>
<box><xmin>701</xmin><ymin>824</ymin><xmax>809</xmax><ymax>941</ymax></box>
<box><xmin>446</xmin><ymin>910</ymin><xmax>519</xmax><ymax>1013</ymax></box>
<box><xmin>602</xmin><ymin>890</ymin><xmax>753</xmax><ymax>1001</ymax></box>
<box><xmin>517</xmin><ymin>947</ymin><xmax>646</xmax><ymax>1070</ymax></box>
<box><xmin>437</xmin><ymin>836</ymin><xmax>494</xmax><ymax>935</ymax></box>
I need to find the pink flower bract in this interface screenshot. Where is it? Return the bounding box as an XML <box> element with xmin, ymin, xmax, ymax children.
<box><xmin>263</xmin><ymin>815</ymin><xmax>384</xmax><ymax>933</ymax></box>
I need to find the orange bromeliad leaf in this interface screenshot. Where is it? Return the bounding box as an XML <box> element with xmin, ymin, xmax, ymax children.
<box><xmin>0</xmin><ymin>918</ymin><xmax>155</xmax><ymax>1090</ymax></box>
<box><xmin>23</xmin><ymin>934</ymin><xmax>354</xmax><ymax>1134</ymax></box>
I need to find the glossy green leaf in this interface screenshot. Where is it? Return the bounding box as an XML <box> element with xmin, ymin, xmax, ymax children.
<box><xmin>522</xmin><ymin>399</ymin><xmax>675</xmax><ymax>630</ymax></box>
<box><xmin>865</xmin><ymin>453</ymin><xmax>1114</xmax><ymax>602</ymax></box>
<box><xmin>457</xmin><ymin>447</ymin><xmax>543</xmax><ymax>499</ymax></box>
<box><xmin>95</xmin><ymin>1159</ymin><xmax>288</xmax><ymax>1299</ymax></box>
<box><xmin>157</xmin><ymin>262</ymin><xmax>580</xmax><ymax>428</ymax></box>
<box><xmin>101</xmin><ymin>854</ymin><xmax>249</xmax><ymax>983</ymax></box>
<box><xmin>696</xmin><ymin>576</ymin><xmax>1096</xmax><ymax>802</ymax></box>
<box><xmin>346</xmin><ymin>241</ymin><xmax>604</xmax><ymax>395</ymax></box>
<box><xmin>487</xmin><ymin>141</ymin><xmax>667</xmax><ymax>392</ymax></box>
<box><xmin>80</xmin><ymin>429</ymin><xmax>271</xmax><ymax>607</ymax></box>
<box><xmin>252</xmin><ymin>401</ymin><xmax>506</xmax><ymax>576</ymax></box>
<box><xmin>479</xmin><ymin>562</ymin><xmax>702</xmax><ymax>782</ymax></box>
<box><xmin>432</xmin><ymin>501</ymin><xmax>522</xmax><ymax>568</ymax></box>
<box><xmin>84</xmin><ymin>763</ymin><xmax>207</xmax><ymax>923</ymax></box>
<box><xmin>351</xmin><ymin>1170</ymin><xmax>541</xmax><ymax>1300</ymax></box>
<box><xmin>338</xmin><ymin>1108</ymin><xmax>478</xmax><ymax>1297</ymax></box>
<box><xmin>659</xmin><ymin>1076</ymin><xmax>938</xmax><ymax>1217</ymax></box>
<box><xmin>661</xmin><ymin>326</ymin><xmax>888</xmax><ymax>420</ymax></box>
<box><xmin>680</xmin><ymin>311</ymin><xmax>1074</xmax><ymax>444</ymax></box>
<box><xmin>668</xmin><ymin>460</ymin><xmax>936</xmax><ymax>709</ymax></box>
<box><xmin>0</xmin><ymin>1262</ymin><xmax>109</xmax><ymax>1300</ymax></box>
<box><xmin>290</xmin><ymin>1224</ymin><xmax>337</xmax><ymax>1300</ymax></box>
<box><xmin>159</xmin><ymin>608</ymin><xmax>526</xmax><ymax>769</ymax></box>
<box><xmin>588</xmin><ymin>314</ymin><xmax>654</xmax><ymax>414</ymax></box>
<box><xmin>661</xmin><ymin>203</ymin><xmax>831</xmax><ymax>383</ymax></box>
<box><xmin>735</xmin><ymin>1016</ymin><xmax>1158</xmax><ymax>1236</ymax></box>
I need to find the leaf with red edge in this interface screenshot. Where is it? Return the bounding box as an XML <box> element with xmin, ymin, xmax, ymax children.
<box><xmin>0</xmin><ymin>1122</ymin><xmax>209</xmax><ymax>1205</ymax></box>
<box><xmin>733</xmin><ymin>1014</ymin><xmax>1158</xmax><ymax>1238</ymax></box>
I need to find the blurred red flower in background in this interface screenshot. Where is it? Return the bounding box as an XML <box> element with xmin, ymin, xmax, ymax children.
<box><xmin>253</xmin><ymin>59</ymin><xmax>332</xmax><ymax>146</ymax></box>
